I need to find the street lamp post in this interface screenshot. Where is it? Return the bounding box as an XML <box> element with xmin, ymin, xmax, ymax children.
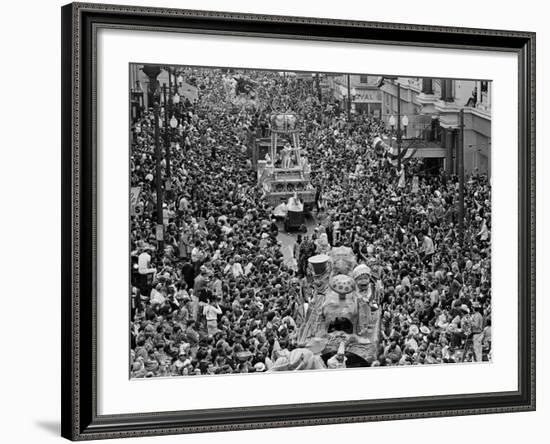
<box><xmin>154</xmin><ymin>104</ymin><xmax>164</xmax><ymax>254</ymax></box>
<box><xmin>173</xmin><ymin>91</ymin><xmax>180</xmax><ymax>119</ymax></box>
<box><xmin>388</xmin><ymin>115</ymin><xmax>409</xmax><ymax>170</ymax></box>
<box><xmin>172</xmin><ymin>91</ymin><xmax>185</xmax><ymax>156</ymax></box>
<box><xmin>168</xmin><ymin>69</ymin><xmax>174</xmax><ymax>179</ymax></box>
<box><xmin>378</xmin><ymin>76</ymin><xmax>409</xmax><ymax>170</ymax></box>
<box><xmin>131</xmin><ymin>80</ymin><xmax>143</xmax><ymax>120</ymax></box>
<box><xmin>400</xmin><ymin>114</ymin><xmax>409</xmax><ymax>170</ymax></box>
<box><xmin>162</xmin><ymin>83</ymin><xmax>171</xmax><ymax>180</ymax></box>
<box><xmin>141</xmin><ymin>65</ymin><xmax>164</xmax><ymax>254</ymax></box>
<box><xmin>458</xmin><ymin>108</ymin><xmax>465</xmax><ymax>245</ymax></box>
<box><xmin>169</xmin><ymin>114</ymin><xmax>178</xmax><ymax>199</ymax></box>
<box><xmin>170</xmin><ymin>115</ymin><xmax>178</xmax><ymax>148</ymax></box>
<box><xmin>172</xmin><ymin>91</ymin><xmax>180</xmax><ymax>145</ymax></box>
<box><xmin>402</xmin><ymin>115</ymin><xmax>409</xmax><ymax>136</ymax></box>
<box><xmin>396</xmin><ymin>82</ymin><xmax>402</xmax><ymax>169</ymax></box>
<box><xmin>315</xmin><ymin>73</ymin><xmax>322</xmax><ymax>102</ymax></box>
<box><xmin>389</xmin><ymin>114</ymin><xmax>396</xmax><ymax>152</ymax></box>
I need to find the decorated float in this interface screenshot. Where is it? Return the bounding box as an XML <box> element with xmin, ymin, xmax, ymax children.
<box><xmin>294</xmin><ymin>247</ymin><xmax>382</xmax><ymax>367</ymax></box>
<box><xmin>255</xmin><ymin>113</ymin><xmax>316</xmax><ymax>215</ymax></box>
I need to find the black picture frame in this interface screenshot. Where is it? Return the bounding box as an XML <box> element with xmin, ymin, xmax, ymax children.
<box><xmin>61</xmin><ymin>2</ymin><xmax>536</xmax><ymax>440</ymax></box>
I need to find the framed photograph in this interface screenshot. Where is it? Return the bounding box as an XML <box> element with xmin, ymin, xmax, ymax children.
<box><xmin>61</xmin><ymin>2</ymin><xmax>536</xmax><ymax>440</ymax></box>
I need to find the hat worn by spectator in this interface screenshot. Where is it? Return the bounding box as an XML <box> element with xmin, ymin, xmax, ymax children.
<box><xmin>420</xmin><ymin>326</ymin><xmax>430</xmax><ymax>335</ymax></box>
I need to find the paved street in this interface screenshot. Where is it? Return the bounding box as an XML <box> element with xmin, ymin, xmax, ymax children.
<box><xmin>276</xmin><ymin>213</ymin><xmax>318</xmax><ymax>268</ymax></box>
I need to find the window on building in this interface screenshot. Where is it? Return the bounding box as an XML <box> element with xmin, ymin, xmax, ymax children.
<box><xmin>360</xmin><ymin>75</ymin><xmax>369</xmax><ymax>84</ymax></box>
<box><xmin>422</xmin><ymin>78</ymin><xmax>433</xmax><ymax>94</ymax></box>
<box><xmin>481</xmin><ymin>81</ymin><xmax>488</xmax><ymax>92</ymax></box>
<box><xmin>440</xmin><ymin>79</ymin><xmax>454</xmax><ymax>102</ymax></box>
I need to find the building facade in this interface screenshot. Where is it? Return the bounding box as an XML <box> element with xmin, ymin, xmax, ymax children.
<box><xmin>416</xmin><ymin>78</ymin><xmax>492</xmax><ymax>175</ymax></box>
<box><xmin>129</xmin><ymin>65</ymin><xmax>199</xmax><ymax>116</ymax></box>
<box><xmin>332</xmin><ymin>74</ymin><xmax>383</xmax><ymax>117</ymax></box>
<box><xmin>378</xmin><ymin>77</ymin><xmax>423</xmax><ymax>133</ymax></box>
<box><xmin>332</xmin><ymin>74</ymin><xmax>492</xmax><ymax>175</ymax></box>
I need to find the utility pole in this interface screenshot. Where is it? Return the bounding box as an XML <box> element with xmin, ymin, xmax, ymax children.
<box><xmin>397</xmin><ymin>81</ymin><xmax>402</xmax><ymax>170</ymax></box>
<box><xmin>167</xmin><ymin>71</ymin><xmax>173</xmax><ymax>179</ymax></box>
<box><xmin>141</xmin><ymin>64</ymin><xmax>164</xmax><ymax>255</ymax></box>
<box><xmin>347</xmin><ymin>74</ymin><xmax>351</xmax><ymax>121</ymax></box>
<box><xmin>162</xmin><ymin>83</ymin><xmax>171</xmax><ymax>179</ymax></box>
<box><xmin>316</xmin><ymin>73</ymin><xmax>322</xmax><ymax>102</ymax></box>
<box><xmin>154</xmin><ymin>103</ymin><xmax>163</xmax><ymax>255</ymax></box>
<box><xmin>458</xmin><ymin>108</ymin><xmax>465</xmax><ymax>245</ymax></box>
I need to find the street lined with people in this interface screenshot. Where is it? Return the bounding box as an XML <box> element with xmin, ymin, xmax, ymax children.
<box><xmin>130</xmin><ymin>67</ymin><xmax>491</xmax><ymax>377</ymax></box>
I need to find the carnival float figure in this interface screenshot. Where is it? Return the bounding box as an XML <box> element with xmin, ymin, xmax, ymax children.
<box><xmin>352</xmin><ymin>264</ymin><xmax>380</xmax><ymax>311</ymax></box>
<box><xmin>268</xmin><ymin>337</ymin><xmax>328</xmax><ymax>371</ymax></box>
<box><xmin>281</xmin><ymin>142</ymin><xmax>293</xmax><ymax>168</ymax></box>
<box><xmin>292</xmin><ymin>247</ymin><xmax>382</xmax><ymax>368</ymax></box>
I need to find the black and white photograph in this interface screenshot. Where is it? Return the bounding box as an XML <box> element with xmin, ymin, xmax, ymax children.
<box><xmin>129</xmin><ymin>64</ymin><xmax>492</xmax><ymax>378</ymax></box>
<box><xmin>0</xmin><ymin>0</ymin><xmax>543</xmax><ymax>441</ymax></box>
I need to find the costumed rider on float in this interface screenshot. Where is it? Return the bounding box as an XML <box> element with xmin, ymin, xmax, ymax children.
<box><xmin>352</xmin><ymin>264</ymin><xmax>380</xmax><ymax>311</ymax></box>
<box><xmin>287</xmin><ymin>191</ymin><xmax>303</xmax><ymax>212</ymax></box>
<box><xmin>281</xmin><ymin>142</ymin><xmax>293</xmax><ymax>168</ymax></box>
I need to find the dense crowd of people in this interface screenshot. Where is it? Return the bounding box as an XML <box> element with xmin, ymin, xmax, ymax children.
<box><xmin>129</xmin><ymin>68</ymin><xmax>492</xmax><ymax>378</ymax></box>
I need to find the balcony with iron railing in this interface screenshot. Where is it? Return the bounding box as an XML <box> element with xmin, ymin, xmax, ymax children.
<box><xmin>405</xmin><ymin>121</ymin><xmax>448</xmax><ymax>161</ymax></box>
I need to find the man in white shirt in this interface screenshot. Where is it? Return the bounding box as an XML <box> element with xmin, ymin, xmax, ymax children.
<box><xmin>138</xmin><ymin>246</ymin><xmax>156</xmax><ymax>276</ymax></box>
<box><xmin>417</xmin><ymin>231</ymin><xmax>435</xmax><ymax>266</ymax></box>
<box><xmin>231</xmin><ymin>259</ymin><xmax>244</xmax><ymax>278</ymax></box>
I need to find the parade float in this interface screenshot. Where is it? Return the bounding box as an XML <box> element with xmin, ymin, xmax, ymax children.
<box><xmin>294</xmin><ymin>247</ymin><xmax>382</xmax><ymax>367</ymax></box>
<box><xmin>255</xmin><ymin>113</ymin><xmax>316</xmax><ymax>218</ymax></box>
